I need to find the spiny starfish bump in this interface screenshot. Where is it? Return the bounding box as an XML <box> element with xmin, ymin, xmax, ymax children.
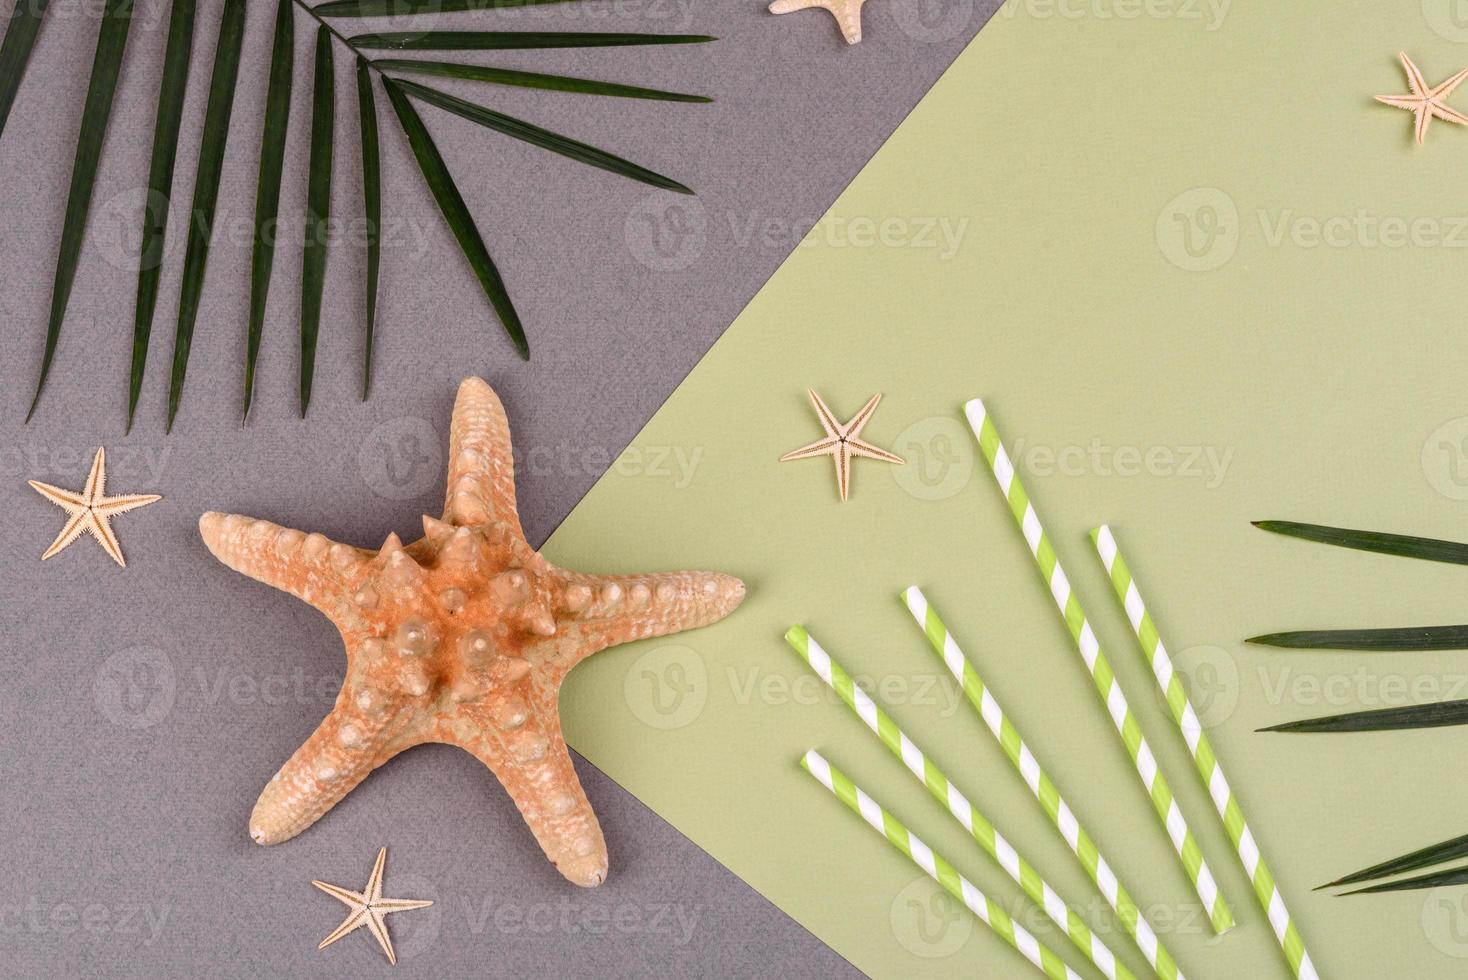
<box><xmin>199</xmin><ymin>378</ymin><xmax>745</xmax><ymax>887</ymax></box>
<box><xmin>1376</xmin><ymin>51</ymin><xmax>1468</xmax><ymax>145</ymax></box>
<box><xmin>780</xmin><ymin>389</ymin><xmax>903</xmax><ymax>501</ymax></box>
<box><xmin>29</xmin><ymin>447</ymin><xmax>160</xmax><ymax>567</ymax></box>
<box><xmin>769</xmin><ymin>0</ymin><xmax>868</xmax><ymax>44</ymax></box>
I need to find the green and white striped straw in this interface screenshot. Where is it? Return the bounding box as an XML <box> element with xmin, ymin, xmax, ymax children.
<box><xmin>964</xmin><ymin>399</ymin><xmax>1234</xmax><ymax>936</ymax></box>
<box><xmin>903</xmin><ymin>588</ymin><xmax>1186</xmax><ymax>980</ymax></box>
<box><xmin>1092</xmin><ymin>525</ymin><xmax>1319</xmax><ymax>979</ymax></box>
<box><xmin>786</xmin><ymin>625</ymin><xmax>1138</xmax><ymax>980</ymax></box>
<box><xmin>800</xmin><ymin>749</ymin><xmax>1083</xmax><ymax>980</ymax></box>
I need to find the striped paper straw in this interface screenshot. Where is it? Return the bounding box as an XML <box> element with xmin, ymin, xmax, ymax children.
<box><xmin>1092</xmin><ymin>525</ymin><xmax>1319</xmax><ymax>979</ymax></box>
<box><xmin>904</xmin><ymin>588</ymin><xmax>1185</xmax><ymax>980</ymax></box>
<box><xmin>786</xmin><ymin>625</ymin><xmax>1138</xmax><ymax>980</ymax></box>
<box><xmin>800</xmin><ymin>749</ymin><xmax>1083</xmax><ymax>980</ymax></box>
<box><xmin>964</xmin><ymin>399</ymin><xmax>1235</xmax><ymax>936</ymax></box>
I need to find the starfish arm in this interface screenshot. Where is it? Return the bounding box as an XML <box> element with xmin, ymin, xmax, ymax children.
<box><xmin>446</xmin><ymin>694</ymin><xmax>609</xmax><ymax>888</ymax></box>
<box><xmin>40</xmin><ymin>510</ymin><xmax>90</xmax><ymax>560</ymax></box>
<box><xmin>29</xmin><ymin>480</ymin><xmax>87</xmax><ymax>511</ymax></box>
<box><xmin>199</xmin><ymin>513</ymin><xmax>369</xmax><ymax>618</ymax></box>
<box><xmin>1401</xmin><ymin>51</ymin><xmax>1428</xmax><ymax>97</ymax></box>
<box><xmin>1417</xmin><ymin>104</ymin><xmax>1433</xmax><ymax>144</ymax></box>
<box><xmin>845</xmin><ymin>436</ymin><xmax>904</xmax><ymax>464</ymax></box>
<box><xmin>364</xmin><ymin>909</ymin><xmax>398</xmax><ymax>965</ymax></box>
<box><xmin>778</xmin><ymin>437</ymin><xmax>840</xmax><ymax>461</ymax></box>
<box><xmin>443</xmin><ymin>376</ymin><xmax>522</xmax><ymax>532</ymax></box>
<box><xmin>84</xmin><ymin>447</ymin><xmax>106</xmax><ymax>501</ymax></box>
<box><xmin>365</xmin><ymin>847</ymin><xmax>387</xmax><ymax>902</ymax></box>
<box><xmin>317</xmin><ymin>906</ymin><xmax>370</xmax><ymax>951</ymax></box>
<box><xmin>1375</xmin><ymin>95</ymin><xmax>1424</xmax><ymax>109</ymax></box>
<box><xmin>312</xmin><ymin>881</ymin><xmax>367</xmax><ymax>907</ymax></box>
<box><xmin>248</xmin><ymin>685</ymin><xmax>419</xmax><ymax>845</ymax></box>
<box><xmin>804</xmin><ymin>389</ymin><xmax>842</xmax><ymax>439</ymax></box>
<box><xmin>93</xmin><ymin>493</ymin><xmax>161</xmax><ymax>517</ymax></box>
<box><xmin>835</xmin><ymin>443</ymin><xmax>850</xmax><ymax>501</ymax></box>
<box><xmin>842</xmin><ymin>393</ymin><xmax>884</xmax><ymax>440</ymax></box>
<box><xmin>769</xmin><ymin>0</ymin><xmax>862</xmax><ymax>42</ymax></box>
<box><xmin>1432</xmin><ymin>101</ymin><xmax>1468</xmax><ymax>126</ymax></box>
<box><xmin>87</xmin><ymin>513</ymin><xmax>128</xmax><ymax>568</ymax></box>
<box><xmin>544</xmin><ymin>570</ymin><xmax>746</xmax><ymax>674</ymax></box>
<box><xmin>1434</xmin><ymin>65</ymin><xmax>1468</xmax><ymax>100</ymax></box>
<box><xmin>374</xmin><ymin>898</ymin><xmax>433</xmax><ymax>913</ymax></box>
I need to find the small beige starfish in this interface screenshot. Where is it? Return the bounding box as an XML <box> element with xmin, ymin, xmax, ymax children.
<box><xmin>314</xmin><ymin>848</ymin><xmax>433</xmax><ymax>966</ymax></box>
<box><xmin>769</xmin><ymin>0</ymin><xmax>867</xmax><ymax>44</ymax></box>
<box><xmin>29</xmin><ymin>447</ymin><xmax>160</xmax><ymax>567</ymax></box>
<box><xmin>780</xmin><ymin>389</ymin><xmax>903</xmax><ymax>501</ymax></box>
<box><xmin>1376</xmin><ymin>51</ymin><xmax>1468</xmax><ymax>145</ymax></box>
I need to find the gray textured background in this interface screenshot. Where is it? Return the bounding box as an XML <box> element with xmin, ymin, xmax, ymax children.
<box><xmin>0</xmin><ymin>0</ymin><xmax>997</xmax><ymax>974</ymax></box>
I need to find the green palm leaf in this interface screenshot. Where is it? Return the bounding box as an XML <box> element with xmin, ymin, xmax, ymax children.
<box><xmin>1259</xmin><ymin>698</ymin><xmax>1468</xmax><ymax>733</ymax></box>
<box><xmin>352</xmin><ymin>31</ymin><xmax>715</xmax><ymax>50</ymax></box>
<box><xmin>128</xmin><ymin>0</ymin><xmax>197</xmax><ymax>433</ymax></box>
<box><xmin>0</xmin><ymin>0</ymin><xmax>50</xmax><ymax>142</ymax></box>
<box><xmin>26</xmin><ymin>0</ymin><xmax>134</xmax><ymax>422</ymax></box>
<box><xmin>166</xmin><ymin>0</ymin><xmax>247</xmax><ymax>432</ymax></box>
<box><xmin>243</xmin><ymin>0</ymin><xmax>295</xmax><ymax>421</ymax></box>
<box><xmin>383</xmin><ymin>77</ymin><xmax>526</xmax><ymax>358</ymax></box>
<box><xmin>1342</xmin><ymin>864</ymin><xmax>1468</xmax><ymax>895</ymax></box>
<box><xmin>301</xmin><ymin>24</ymin><xmax>335</xmax><ymax>418</ymax></box>
<box><xmin>1323</xmin><ymin>832</ymin><xmax>1468</xmax><ymax>890</ymax></box>
<box><xmin>1247</xmin><ymin>625</ymin><xmax>1468</xmax><ymax>650</ymax></box>
<box><xmin>316</xmin><ymin>0</ymin><xmax>578</xmax><ymax>13</ymax></box>
<box><xmin>1255</xmin><ymin>520</ymin><xmax>1468</xmax><ymax>566</ymax></box>
<box><xmin>355</xmin><ymin>54</ymin><xmax>380</xmax><ymax>400</ymax></box>
<box><xmin>392</xmin><ymin>78</ymin><xmax>691</xmax><ymax>193</ymax></box>
<box><xmin>371</xmin><ymin>59</ymin><xmax>710</xmax><ymax>102</ymax></box>
<box><xmin>11</xmin><ymin>1</ymin><xmax>714</xmax><ymax>422</ymax></box>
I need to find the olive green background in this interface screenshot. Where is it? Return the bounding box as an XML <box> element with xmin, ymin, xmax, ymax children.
<box><xmin>549</xmin><ymin>2</ymin><xmax>1468</xmax><ymax>977</ymax></box>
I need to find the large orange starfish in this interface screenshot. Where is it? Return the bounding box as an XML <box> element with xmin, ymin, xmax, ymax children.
<box><xmin>199</xmin><ymin>378</ymin><xmax>745</xmax><ymax>887</ymax></box>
